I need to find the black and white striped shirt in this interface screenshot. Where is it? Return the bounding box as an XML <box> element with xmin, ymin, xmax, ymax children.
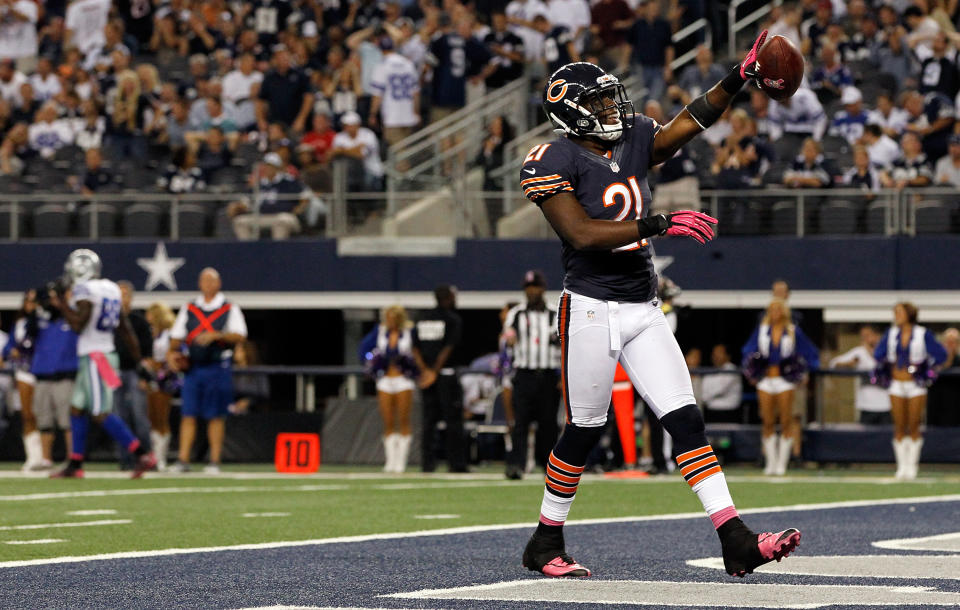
<box><xmin>504</xmin><ymin>303</ymin><xmax>560</xmax><ymax>370</ymax></box>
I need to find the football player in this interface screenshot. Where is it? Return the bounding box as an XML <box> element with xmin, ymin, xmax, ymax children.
<box><xmin>49</xmin><ymin>249</ymin><xmax>157</xmax><ymax>479</ymax></box>
<box><xmin>520</xmin><ymin>31</ymin><xmax>802</xmax><ymax>579</ymax></box>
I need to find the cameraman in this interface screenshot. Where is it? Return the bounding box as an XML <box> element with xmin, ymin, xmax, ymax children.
<box><xmin>30</xmin><ymin>287</ymin><xmax>78</xmax><ymax>466</ymax></box>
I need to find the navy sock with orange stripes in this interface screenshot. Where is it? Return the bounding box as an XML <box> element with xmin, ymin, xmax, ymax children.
<box><xmin>662</xmin><ymin>405</ymin><xmax>738</xmax><ymax>529</ymax></box>
<box><xmin>538</xmin><ymin>423</ymin><xmax>605</xmax><ymax>529</ymax></box>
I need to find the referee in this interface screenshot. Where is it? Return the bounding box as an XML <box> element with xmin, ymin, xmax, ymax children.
<box><xmin>503</xmin><ymin>270</ymin><xmax>560</xmax><ymax>480</ymax></box>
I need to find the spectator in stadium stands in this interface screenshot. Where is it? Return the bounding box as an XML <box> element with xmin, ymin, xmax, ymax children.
<box><xmin>843</xmin><ymin>144</ymin><xmax>881</xmax><ymax>198</ymax></box>
<box><xmin>359</xmin><ymin>305</ymin><xmax>417</xmax><ymax>473</ymax></box>
<box><xmin>413</xmin><ymin>284</ymin><xmax>467</xmax><ymax>473</ymax></box>
<box><xmin>398</xmin><ymin>16</ymin><xmax>432</xmax><ymax>71</ymax></box>
<box><xmin>919</xmin><ymin>32</ymin><xmax>960</xmax><ymax>99</ymax></box>
<box><xmin>344</xmin><ymin>24</ymin><xmax>386</xmax><ymax>98</ymax></box>
<box><xmin>768</xmin><ymin>86</ymin><xmax>827</xmax><ymax>141</ymax></box>
<box><xmin>875</xmin><ymin>302</ymin><xmax>946</xmax><ymax>480</ymax></box>
<box><xmin>928</xmin><ymin>326</ymin><xmax>960</xmax><ymax>426</ymax></box>
<box><xmin>369</xmin><ymin>34</ymin><xmax>420</xmax><ymax>147</ymax></box>
<box><xmin>934</xmin><ymin>134</ymin><xmax>960</xmax><ymax>187</ymax></box>
<box><xmin>801</xmin><ymin>0</ymin><xmax>833</xmax><ymax>58</ymax></box>
<box><xmin>478</xmin><ymin>115</ymin><xmax>514</xmax><ymax>192</ymax></box>
<box><xmin>331</xmin><ymin>111</ymin><xmax>383</xmax><ymax>191</ymax></box>
<box><xmin>628</xmin><ymin>0</ymin><xmax>673</xmax><ymax>103</ymax></box>
<box><xmin>302</xmin><ymin>111</ymin><xmax>336</xmax><ymax>165</ymax></box>
<box><xmin>535</xmin><ymin>16</ymin><xmax>580</xmax><ymax>76</ymax></box>
<box><xmin>590</xmin><ymin>0</ymin><xmax>633</xmax><ymax>71</ymax></box>
<box><xmin>904</xmin><ymin>5</ymin><xmax>941</xmax><ymax>62</ymax></box>
<box><xmin>677</xmin><ymin>46</ymin><xmax>725</xmax><ymax>99</ymax></box>
<box><xmin>844</xmin><ymin>11</ymin><xmax>883</xmax><ymax>65</ymax></box>
<box><xmin>428</xmin><ymin>19</ymin><xmax>495</xmax><ymax>122</ymax></box>
<box><xmin>73</xmin><ymin>147</ymin><xmax>113</xmax><ymax>195</ymax></box>
<box><xmin>38</xmin><ymin>17</ymin><xmax>65</xmax><ymax>62</ymax></box>
<box><xmin>166</xmin><ymin>268</ymin><xmax>247</xmax><ymax>474</ymax></box>
<box><xmin>230</xmin><ymin>152</ymin><xmax>310</xmax><ymax>240</ymax></box>
<box><xmin>830</xmin><ymin>325</ymin><xmax>889</xmax><ymax>424</ymax></box>
<box><xmin>501</xmin><ymin>271</ymin><xmax>560</xmax><ymax>480</ymax></box>
<box><xmin>810</xmin><ymin>41</ymin><xmax>853</xmax><ymax>105</ymax></box>
<box><xmin>874</xmin><ymin>25</ymin><xmax>915</xmax><ymax>89</ymax></box>
<box><xmin>749</xmin><ymin>88</ymin><xmax>774</xmax><ymax>140</ymax></box>
<box><xmin>784</xmin><ymin>138</ymin><xmax>835</xmax><ymax>188</ymax></box>
<box><xmin>701</xmin><ymin>344</ymin><xmax>742</xmax><ymax>424</ymax></box>
<box><xmin>644</xmin><ymin>100</ymin><xmax>698</xmax><ymax>210</ymax></box>
<box><xmin>859</xmin><ymin>123</ymin><xmax>900</xmax><ymax>170</ymax></box>
<box><xmin>145</xmin><ymin>302</ymin><xmax>176</xmax><ymax>471</ymax></box>
<box><xmin>711</xmin><ymin>110</ymin><xmax>771</xmax><ymax>190</ymax></box>
<box><xmin>904</xmin><ymin>90</ymin><xmax>956</xmax><ymax>162</ymax></box>
<box><xmin>0</xmin><ymin>59</ymin><xmax>27</xmax><ymax>106</ymax></box>
<box><xmin>0</xmin><ymin>122</ymin><xmax>29</xmax><ymax>175</ymax></box>
<box><xmin>0</xmin><ymin>0</ymin><xmax>39</xmax><ymax>73</ymax></box>
<box><xmin>484</xmin><ymin>12</ymin><xmax>525</xmax><ymax>88</ymax></box>
<box><xmin>296</xmin><ymin>142</ymin><xmax>330</xmax><ymax>191</ymax></box>
<box><xmin>222</xmin><ymin>52</ymin><xmax>262</xmax><ymax>131</ymax></box>
<box><xmin>743</xmin><ymin>299</ymin><xmax>819</xmax><ymax>476</ymax></box>
<box><xmin>767</xmin><ymin>2</ymin><xmax>803</xmax><ymax>50</ymax></box>
<box><xmin>320</xmin><ymin>49</ymin><xmax>364</xmax><ymax>124</ymax></box>
<box><xmin>506</xmin><ymin>0</ymin><xmax>549</xmax><ymax>64</ymax></box>
<box><xmin>108</xmin><ymin>69</ymin><xmax>151</xmax><ymax>160</ymax></box>
<box><xmin>113</xmin><ymin>281</ymin><xmax>153</xmax><ymax>470</ymax></box>
<box><xmin>30</xmin><ymin>58</ymin><xmax>61</xmax><ymax>103</ymax></box>
<box><xmin>157</xmin><ymin>147</ymin><xmax>206</xmax><ymax>194</ymax></box>
<box><xmin>65</xmin><ymin>0</ymin><xmax>111</xmax><ymax>57</ymax></box>
<box><xmin>256</xmin><ymin>46</ymin><xmax>312</xmax><ymax>134</ymax></box>
<box><xmin>12</xmin><ymin>82</ymin><xmax>39</xmax><ymax>124</ymax></box>
<box><xmin>84</xmin><ymin>21</ymin><xmax>130</xmax><ymax>72</ymax></box>
<box><xmin>28</xmin><ymin>101</ymin><xmax>72</xmax><ymax>159</ymax></box>
<box><xmin>160</xmin><ymin>99</ymin><xmax>191</xmax><ymax>151</ymax></box>
<box><xmin>71</xmin><ymin>99</ymin><xmax>104</xmax><ymax>152</ymax></box>
<box><xmin>829</xmin><ymin>86</ymin><xmax>869</xmax><ymax>145</ymax></box>
<box><xmin>0</xmin><ymin>99</ymin><xmax>11</xmax><ymax>135</ymax></box>
<box><xmin>548</xmin><ymin>0</ymin><xmax>590</xmax><ymax>53</ymax></box>
<box><xmin>29</xmin><ymin>297</ymin><xmax>77</xmax><ymax>468</ymax></box>
<box><xmin>880</xmin><ymin>131</ymin><xmax>933</xmax><ymax>189</ymax></box>
<box><xmin>190</xmin><ymin>96</ymin><xmax>238</xmax><ymax>141</ymax></box>
<box><xmin>195</xmin><ymin>126</ymin><xmax>233</xmax><ymax>176</ymax></box>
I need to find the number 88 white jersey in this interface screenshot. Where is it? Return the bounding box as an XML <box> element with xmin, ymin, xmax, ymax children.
<box><xmin>69</xmin><ymin>279</ymin><xmax>122</xmax><ymax>356</ymax></box>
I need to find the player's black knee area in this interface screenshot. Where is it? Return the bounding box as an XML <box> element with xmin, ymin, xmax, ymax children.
<box><xmin>660</xmin><ymin>405</ymin><xmax>709</xmax><ymax>454</ymax></box>
<box><xmin>552</xmin><ymin>423</ymin><xmax>605</xmax><ymax>466</ymax></box>
<box><xmin>38</xmin><ymin>426</ymin><xmax>54</xmax><ymax>434</ymax></box>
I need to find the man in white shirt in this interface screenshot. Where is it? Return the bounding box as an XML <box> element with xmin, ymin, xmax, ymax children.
<box><xmin>830</xmin><ymin>325</ymin><xmax>890</xmax><ymax>425</ymax></box>
<box><xmin>0</xmin><ymin>0</ymin><xmax>38</xmax><ymax>72</ymax></box>
<box><xmin>28</xmin><ymin>101</ymin><xmax>74</xmax><ymax>159</ymax></box>
<box><xmin>369</xmin><ymin>36</ymin><xmax>420</xmax><ymax>147</ymax></box>
<box><xmin>222</xmin><ymin>52</ymin><xmax>262</xmax><ymax>130</ymax></box>
<box><xmin>0</xmin><ymin>59</ymin><xmax>27</xmax><ymax>107</ymax></box>
<box><xmin>29</xmin><ymin>57</ymin><xmax>62</xmax><ymax>102</ymax></box>
<box><xmin>701</xmin><ymin>345</ymin><xmax>743</xmax><ymax>424</ymax></box>
<box><xmin>547</xmin><ymin>0</ymin><xmax>591</xmax><ymax>52</ymax></box>
<box><xmin>65</xmin><ymin>0</ymin><xmax>111</xmax><ymax>56</ymax></box>
<box><xmin>860</xmin><ymin>123</ymin><xmax>900</xmax><ymax>169</ymax></box>
<box><xmin>867</xmin><ymin>93</ymin><xmax>909</xmax><ymax>138</ymax></box>
<box><xmin>934</xmin><ymin>134</ymin><xmax>960</xmax><ymax>186</ymax></box>
<box><xmin>331</xmin><ymin>111</ymin><xmax>384</xmax><ymax>190</ymax></box>
<box><xmin>506</xmin><ymin>0</ymin><xmax>549</xmax><ymax>62</ymax></box>
<box><xmin>768</xmin><ymin>86</ymin><xmax>828</xmax><ymax>140</ymax></box>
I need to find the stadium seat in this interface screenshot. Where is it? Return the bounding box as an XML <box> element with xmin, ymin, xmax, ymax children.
<box><xmin>718</xmin><ymin>201</ymin><xmax>762</xmax><ymax>235</ymax></box>
<box><xmin>773</xmin><ymin>135</ymin><xmax>805</xmax><ymax>163</ymax></box>
<box><xmin>123</xmin><ymin>203</ymin><xmax>164</xmax><ymax>237</ymax></box>
<box><xmin>817</xmin><ymin>200</ymin><xmax>859</xmax><ymax>234</ymax></box>
<box><xmin>77</xmin><ymin>203</ymin><xmax>119</xmax><ymax>238</ymax></box>
<box><xmin>32</xmin><ymin>204</ymin><xmax>73</xmax><ymax>238</ymax></box>
<box><xmin>210</xmin><ymin>166</ymin><xmax>247</xmax><ymax>191</ymax></box>
<box><xmin>763</xmin><ymin>162</ymin><xmax>790</xmax><ymax>186</ymax></box>
<box><xmin>866</xmin><ymin>200</ymin><xmax>890</xmax><ymax>234</ymax></box>
<box><xmin>214</xmin><ymin>206</ymin><xmax>235</xmax><ymax>238</ymax></box>
<box><xmin>175</xmin><ymin>202</ymin><xmax>210</xmax><ymax>237</ymax></box>
<box><xmin>821</xmin><ymin>135</ymin><xmax>851</xmax><ymax>165</ymax></box>
<box><xmin>53</xmin><ymin>145</ymin><xmax>84</xmax><ymax>167</ymax></box>
<box><xmin>915</xmin><ymin>200</ymin><xmax>954</xmax><ymax>233</ymax></box>
<box><xmin>771</xmin><ymin>200</ymin><xmax>798</xmax><ymax>234</ymax></box>
<box><xmin>233</xmin><ymin>143</ymin><xmax>260</xmax><ymax>167</ymax></box>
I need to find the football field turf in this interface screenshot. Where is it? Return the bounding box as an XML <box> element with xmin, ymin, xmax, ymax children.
<box><xmin>3</xmin><ymin>464</ymin><xmax>960</xmax><ymax>608</ymax></box>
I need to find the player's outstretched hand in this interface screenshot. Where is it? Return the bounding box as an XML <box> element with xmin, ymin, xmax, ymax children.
<box><xmin>664</xmin><ymin>210</ymin><xmax>718</xmax><ymax>244</ymax></box>
<box><xmin>740</xmin><ymin>29</ymin><xmax>768</xmax><ymax>80</ymax></box>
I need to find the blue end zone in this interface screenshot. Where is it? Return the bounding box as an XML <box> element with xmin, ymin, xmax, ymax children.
<box><xmin>2</xmin><ymin>499</ymin><xmax>959</xmax><ymax>609</ymax></box>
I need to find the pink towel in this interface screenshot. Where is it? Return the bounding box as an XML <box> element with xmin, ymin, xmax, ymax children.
<box><xmin>89</xmin><ymin>352</ymin><xmax>122</xmax><ymax>390</ymax></box>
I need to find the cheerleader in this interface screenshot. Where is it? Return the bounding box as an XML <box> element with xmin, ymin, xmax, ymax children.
<box><xmin>145</xmin><ymin>303</ymin><xmax>178</xmax><ymax>471</ymax></box>
<box><xmin>742</xmin><ymin>299</ymin><xmax>819</xmax><ymax>476</ymax></box>
<box><xmin>359</xmin><ymin>305</ymin><xmax>418</xmax><ymax>473</ymax></box>
<box><xmin>874</xmin><ymin>302</ymin><xmax>946</xmax><ymax>480</ymax></box>
<box><xmin>1</xmin><ymin>290</ymin><xmax>41</xmax><ymax>471</ymax></box>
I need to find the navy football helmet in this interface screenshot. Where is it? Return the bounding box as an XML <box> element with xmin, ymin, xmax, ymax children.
<box><xmin>543</xmin><ymin>62</ymin><xmax>634</xmax><ymax>142</ymax></box>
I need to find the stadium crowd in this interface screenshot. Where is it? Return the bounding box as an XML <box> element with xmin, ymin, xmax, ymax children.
<box><xmin>2</xmin><ymin>0</ymin><xmax>960</xmax><ymax>238</ymax></box>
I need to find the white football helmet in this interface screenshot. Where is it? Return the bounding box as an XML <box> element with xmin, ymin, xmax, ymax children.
<box><xmin>64</xmin><ymin>249</ymin><xmax>102</xmax><ymax>283</ymax></box>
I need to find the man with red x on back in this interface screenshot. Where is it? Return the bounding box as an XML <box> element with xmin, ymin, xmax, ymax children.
<box><xmin>167</xmin><ymin>268</ymin><xmax>248</xmax><ymax>474</ymax></box>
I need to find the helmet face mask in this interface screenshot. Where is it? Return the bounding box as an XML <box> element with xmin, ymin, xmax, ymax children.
<box><xmin>544</xmin><ymin>63</ymin><xmax>635</xmax><ymax>142</ymax></box>
<box><xmin>64</xmin><ymin>249</ymin><xmax>102</xmax><ymax>284</ymax></box>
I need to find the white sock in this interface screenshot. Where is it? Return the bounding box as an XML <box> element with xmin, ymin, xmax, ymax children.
<box><xmin>762</xmin><ymin>435</ymin><xmax>778</xmax><ymax>475</ymax></box>
<box><xmin>383</xmin><ymin>435</ymin><xmax>395</xmax><ymax>472</ymax></box>
<box><xmin>23</xmin><ymin>431</ymin><xmax>41</xmax><ymax>465</ymax></box>
<box><xmin>539</xmin><ymin>452</ymin><xmax>584</xmax><ymax>524</ymax></box>
<box><xmin>396</xmin><ymin>435</ymin><xmax>411</xmax><ymax>473</ymax></box>
<box><xmin>776</xmin><ymin>436</ymin><xmax>793</xmax><ymax>475</ymax></box>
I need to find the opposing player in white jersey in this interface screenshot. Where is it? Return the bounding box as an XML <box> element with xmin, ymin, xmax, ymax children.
<box><xmin>519</xmin><ymin>31</ymin><xmax>801</xmax><ymax>580</ymax></box>
<box><xmin>50</xmin><ymin>249</ymin><xmax>156</xmax><ymax>478</ymax></box>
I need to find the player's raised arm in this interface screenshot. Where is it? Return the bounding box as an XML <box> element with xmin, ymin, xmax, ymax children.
<box><xmin>650</xmin><ymin>31</ymin><xmax>767</xmax><ymax>167</ymax></box>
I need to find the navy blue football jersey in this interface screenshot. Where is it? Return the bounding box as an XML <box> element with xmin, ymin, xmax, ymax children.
<box><xmin>543</xmin><ymin>26</ymin><xmax>574</xmax><ymax>75</ymax></box>
<box><xmin>521</xmin><ymin>116</ymin><xmax>661</xmax><ymax>302</ymax></box>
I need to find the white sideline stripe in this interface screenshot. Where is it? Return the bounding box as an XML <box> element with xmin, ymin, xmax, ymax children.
<box><xmin>0</xmin><ymin>485</ymin><xmax>350</xmax><ymax>502</ymax></box>
<box><xmin>242</xmin><ymin>513</ymin><xmax>291</xmax><ymax>518</ymax></box>
<box><xmin>4</xmin><ymin>539</ymin><xmax>66</xmax><ymax>545</ymax></box>
<box><xmin>873</xmin><ymin>532</ymin><xmax>960</xmax><ymax>551</ymax></box>
<box><xmin>0</xmin><ymin>519</ymin><xmax>131</xmax><ymax>531</ymax></box>
<box><xmin>66</xmin><ymin>510</ymin><xmax>117</xmax><ymax>516</ymax></box>
<box><xmin>413</xmin><ymin>514</ymin><xmax>460</xmax><ymax>520</ymax></box>
<box><xmin>1</xmin><ymin>494</ymin><xmax>958</xmax><ymax>569</ymax></box>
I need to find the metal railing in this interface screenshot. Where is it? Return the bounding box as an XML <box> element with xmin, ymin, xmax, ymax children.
<box><xmin>728</xmin><ymin>0</ymin><xmax>783</xmax><ymax>58</ymax></box>
<box><xmin>670</xmin><ymin>18</ymin><xmax>712</xmax><ymax>73</ymax></box>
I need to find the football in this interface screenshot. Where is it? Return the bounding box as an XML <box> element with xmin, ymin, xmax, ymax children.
<box><xmin>755</xmin><ymin>35</ymin><xmax>804</xmax><ymax>101</ymax></box>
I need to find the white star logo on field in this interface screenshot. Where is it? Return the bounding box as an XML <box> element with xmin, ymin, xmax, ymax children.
<box><xmin>137</xmin><ymin>242</ymin><xmax>185</xmax><ymax>291</ymax></box>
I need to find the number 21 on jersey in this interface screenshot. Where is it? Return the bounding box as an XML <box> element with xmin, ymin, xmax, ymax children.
<box><xmin>603</xmin><ymin>175</ymin><xmax>648</xmax><ymax>251</ymax></box>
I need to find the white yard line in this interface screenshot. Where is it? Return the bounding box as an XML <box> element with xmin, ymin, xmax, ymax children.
<box><xmin>0</xmin><ymin>519</ymin><xmax>131</xmax><ymax>531</ymax></box>
<box><xmin>241</xmin><ymin>513</ymin><xmax>291</xmax><ymax>518</ymax></box>
<box><xmin>1</xmin><ymin>494</ymin><xmax>958</xmax><ymax>569</ymax></box>
<box><xmin>413</xmin><ymin>514</ymin><xmax>460</xmax><ymax>520</ymax></box>
<box><xmin>3</xmin><ymin>539</ymin><xmax>66</xmax><ymax>545</ymax></box>
<box><xmin>0</xmin><ymin>485</ymin><xmax>350</xmax><ymax>502</ymax></box>
<box><xmin>66</xmin><ymin>510</ymin><xmax>117</xmax><ymax>516</ymax></box>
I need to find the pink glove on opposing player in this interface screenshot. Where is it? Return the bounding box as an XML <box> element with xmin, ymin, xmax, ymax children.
<box><xmin>664</xmin><ymin>210</ymin><xmax>718</xmax><ymax>244</ymax></box>
<box><xmin>740</xmin><ymin>29</ymin><xmax>768</xmax><ymax>79</ymax></box>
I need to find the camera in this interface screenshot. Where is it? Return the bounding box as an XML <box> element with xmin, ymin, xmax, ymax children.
<box><xmin>34</xmin><ymin>276</ymin><xmax>70</xmax><ymax>315</ymax></box>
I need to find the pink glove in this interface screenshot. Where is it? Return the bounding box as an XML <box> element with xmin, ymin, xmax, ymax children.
<box><xmin>664</xmin><ymin>210</ymin><xmax>718</xmax><ymax>244</ymax></box>
<box><xmin>740</xmin><ymin>29</ymin><xmax>768</xmax><ymax>79</ymax></box>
